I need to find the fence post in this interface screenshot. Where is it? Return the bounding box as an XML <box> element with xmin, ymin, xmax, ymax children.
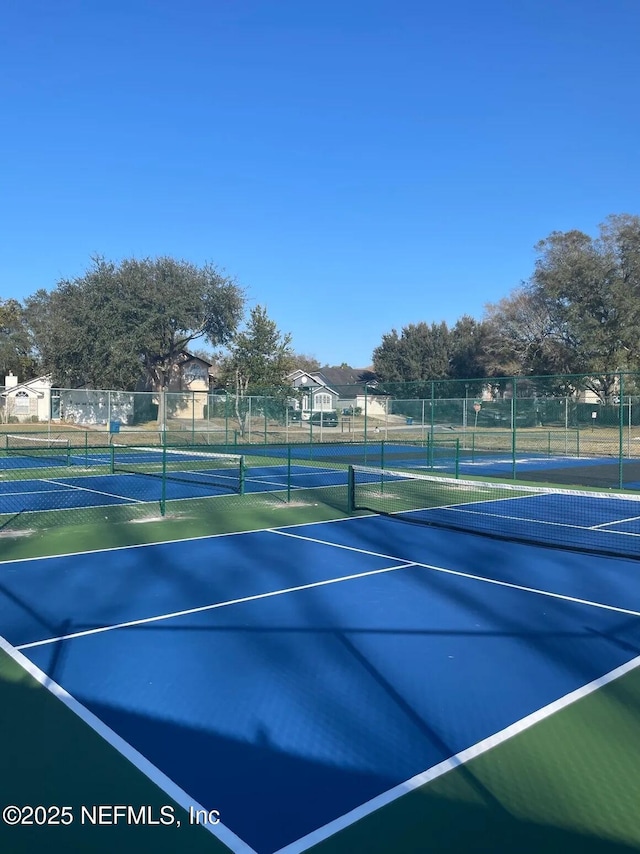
<box><xmin>160</xmin><ymin>444</ymin><xmax>167</xmax><ymax>515</ymax></box>
<box><xmin>363</xmin><ymin>385</ymin><xmax>368</xmax><ymax>463</ymax></box>
<box><xmin>430</xmin><ymin>382</ymin><xmax>435</xmax><ymax>445</ymax></box>
<box><xmin>619</xmin><ymin>372</ymin><xmax>625</xmax><ymax>489</ymax></box>
<box><xmin>511</xmin><ymin>377</ymin><xmax>517</xmax><ymax>480</ymax></box>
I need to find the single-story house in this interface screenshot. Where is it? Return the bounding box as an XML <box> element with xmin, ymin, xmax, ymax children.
<box><xmin>287</xmin><ymin>367</ymin><xmax>389</xmax><ymax>419</ymax></box>
<box><xmin>1</xmin><ymin>372</ymin><xmax>52</xmax><ymax>423</ymax></box>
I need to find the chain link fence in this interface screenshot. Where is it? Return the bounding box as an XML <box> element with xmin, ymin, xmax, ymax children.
<box><xmin>3</xmin><ymin>372</ymin><xmax>640</xmax><ymax>544</ymax></box>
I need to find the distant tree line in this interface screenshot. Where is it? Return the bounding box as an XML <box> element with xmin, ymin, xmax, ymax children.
<box><xmin>372</xmin><ymin>214</ymin><xmax>640</xmax><ymax>401</ymax></box>
<box><xmin>2</xmin><ymin>214</ymin><xmax>640</xmax><ymax>402</ymax></box>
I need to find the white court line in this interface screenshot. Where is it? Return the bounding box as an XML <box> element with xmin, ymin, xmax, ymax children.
<box><xmin>16</xmin><ymin>562</ymin><xmax>416</xmax><ymax>650</ymax></box>
<box><xmin>273</xmin><ymin>652</ymin><xmax>640</xmax><ymax>854</ymax></box>
<box><xmin>248</xmin><ymin>469</ymin><xmax>339</xmax><ymax>481</ymax></box>
<box><xmin>42</xmin><ymin>478</ymin><xmax>143</xmax><ymax>504</ymax></box>
<box><xmin>19</xmin><ymin>524</ymin><xmax>640</xmax><ymax>652</ymax></box>
<box><xmin>8</xmin><ymin>514</ymin><xmax>640</xmax><ymax>852</ymax></box>
<box><xmin>269</xmin><ymin>529</ymin><xmax>640</xmax><ymax>617</ymax></box>
<box><xmin>590</xmin><ymin>513</ymin><xmax>640</xmax><ymax>530</ymax></box>
<box><xmin>0</xmin><ymin>487</ymin><xmax>76</xmax><ymax>497</ymax></box>
<box><xmin>244</xmin><ymin>475</ymin><xmax>341</xmax><ymax>490</ymax></box>
<box><xmin>0</xmin><ymin>512</ymin><xmax>365</xmax><ymax>567</ymax></box>
<box><xmin>386</xmin><ymin>498</ymin><xmax>640</xmax><ymax>541</ymax></box>
<box><xmin>438</xmin><ymin>504</ymin><xmax>640</xmax><ymax>538</ymax></box>
<box><xmin>0</xmin><ymin>636</ymin><xmax>257</xmax><ymax>854</ymax></box>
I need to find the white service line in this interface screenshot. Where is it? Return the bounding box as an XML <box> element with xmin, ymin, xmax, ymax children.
<box><xmin>0</xmin><ymin>487</ymin><xmax>75</xmax><ymax>497</ymax></box>
<box><xmin>16</xmin><ymin>561</ymin><xmax>416</xmax><ymax>650</ymax></box>
<box><xmin>589</xmin><ymin>513</ymin><xmax>640</xmax><ymax>530</ymax></box>
<box><xmin>0</xmin><ymin>509</ymin><xmax>366</xmax><ymax>568</ymax></box>
<box><xmin>41</xmin><ymin>478</ymin><xmax>143</xmax><ymax>504</ymax></box>
<box><xmin>269</xmin><ymin>528</ymin><xmax>640</xmax><ymax>618</ymax></box>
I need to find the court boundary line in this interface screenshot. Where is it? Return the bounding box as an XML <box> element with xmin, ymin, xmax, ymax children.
<box><xmin>6</xmin><ymin>514</ymin><xmax>640</xmax><ymax>852</ymax></box>
<box><xmin>438</xmin><ymin>504</ymin><xmax>640</xmax><ymax>539</ymax></box>
<box><xmin>15</xmin><ymin>524</ymin><xmax>640</xmax><ymax>649</ymax></box>
<box><xmin>9</xmin><ymin>526</ymin><xmax>640</xmax><ymax>853</ymax></box>
<box><xmin>16</xmin><ymin>561</ymin><xmax>416</xmax><ymax>650</ymax></box>
<box><xmin>590</xmin><ymin>513</ymin><xmax>640</xmax><ymax>530</ymax></box>
<box><xmin>4</xmin><ymin>483</ymin><xmax>640</xmax><ymax>570</ymax></box>
<box><xmin>274</xmin><ymin>651</ymin><xmax>640</xmax><ymax>854</ymax></box>
<box><xmin>42</xmin><ymin>478</ymin><xmax>144</xmax><ymax>504</ymax></box>
<box><xmin>0</xmin><ymin>487</ymin><xmax>83</xmax><ymax>497</ymax></box>
<box><xmin>0</xmin><ymin>635</ymin><xmax>258</xmax><ymax>854</ymax></box>
<box><xmin>269</xmin><ymin>529</ymin><xmax>640</xmax><ymax>617</ymax></box>
<box><xmin>0</xmin><ymin>506</ymin><xmax>366</xmax><ymax>567</ymax></box>
<box><xmin>0</xmin><ymin>474</ymin><xmax>344</xmax><ymax>528</ymax></box>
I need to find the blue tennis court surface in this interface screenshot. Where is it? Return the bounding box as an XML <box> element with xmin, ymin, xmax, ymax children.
<box><xmin>0</xmin><ymin>464</ymin><xmax>345</xmax><ymax>513</ymax></box>
<box><xmin>2</xmin><ymin>513</ymin><xmax>640</xmax><ymax>853</ymax></box>
<box><xmin>5</xmin><ymin>440</ymin><xmax>640</xmax><ymax>489</ymax></box>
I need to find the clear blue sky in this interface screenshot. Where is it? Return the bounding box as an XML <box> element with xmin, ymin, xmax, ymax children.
<box><xmin>2</xmin><ymin>0</ymin><xmax>639</xmax><ymax>368</ymax></box>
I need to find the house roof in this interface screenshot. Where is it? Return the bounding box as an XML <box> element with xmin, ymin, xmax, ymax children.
<box><xmin>1</xmin><ymin>375</ymin><xmax>51</xmax><ymax>398</ymax></box>
<box><xmin>287</xmin><ymin>367</ymin><xmax>388</xmax><ymax>400</ymax></box>
<box><xmin>311</xmin><ymin>368</ymin><xmax>387</xmax><ymax>400</ymax></box>
<box><xmin>178</xmin><ymin>350</ymin><xmax>214</xmax><ymax>367</ymax></box>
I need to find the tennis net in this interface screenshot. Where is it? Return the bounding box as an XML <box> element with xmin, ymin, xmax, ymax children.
<box><xmin>112</xmin><ymin>445</ymin><xmax>245</xmax><ymax>494</ymax></box>
<box><xmin>348</xmin><ymin>465</ymin><xmax>640</xmax><ymax>560</ymax></box>
<box><xmin>5</xmin><ymin>434</ymin><xmax>71</xmax><ymax>465</ymax></box>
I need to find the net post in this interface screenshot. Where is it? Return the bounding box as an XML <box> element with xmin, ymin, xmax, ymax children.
<box><xmin>455</xmin><ymin>438</ymin><xmax>460</xmax><ymax>479</ymax></box>
<box><xmin>347</xmin><ymin>466</ymin><xmax>355</xmax><ymax>512</ymax></box>
<box><xmin>286</xmin><ymin>446</ymin><xmax>291</xmax><ymax>503</ymax></box>
<box><xmin>65</xmin><ymin>441</ymin><xmax>71</xmax><ymax>466</ymax></box>
<box><xmin>239</xmin><ymin>455</ymin><xmax>246</xmax><ymax>496</ymax></box>
<box><xmin>381</xmin><ymin>440</ymin><xmax>385</xmax><ymax>472</ymax></box>
<box><xmin>160</xmin><ymin>444</ymin><xmax>167</xmax><ymax>515</ymax></box>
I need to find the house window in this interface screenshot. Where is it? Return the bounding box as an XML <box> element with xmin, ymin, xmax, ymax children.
<box><xmin>14</xmin><ymin>390</ymin><xmax>30</xmax><ymax>413</ymax></box>
<box><xmin>315</xmin><ymin>393</ymin><xmax>332</xmax><ymax>410</ymax></box>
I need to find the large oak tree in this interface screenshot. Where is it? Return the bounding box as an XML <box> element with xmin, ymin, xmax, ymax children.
<box><xmin>26</xmin><ymin>256</ymin><xmax>245</xmax><ymax>391</ymax></box>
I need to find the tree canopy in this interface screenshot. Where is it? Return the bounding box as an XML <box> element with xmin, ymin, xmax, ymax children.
<box><xmin>0</xmin><ymin>298</ymin><xmax>36</xmax><ymax>380</ymax></box>
<box><xmin>220</xmin><ymin>305</ymin><xmax>294</xmax><ymax>392</ymax></box>
<box><xmin>219</xmin><ymin>305</ymin><xmax>295</xmax><ymax>434</ymax></box>
<box><xmin>372</xmin><ymin>317</ymin><xmax>491</xmax><ymax>389</ymax></box>
<box><xmin>26</xmin><ymin>256</ymin><xmax>245</xmax><ymax>390</ymax></box>
<box><xmin>483</xmin><ymin>215</ymin><xmax>640</xmax><ymax>399</ymax></box>
<box><xmin>372</xmin><ymin>214</ymin><xmax>640</xmax><ymax>400</ymax></box>
<box><xmin>373</xmin><ymin>322</ymin><xmax>451</xmax><ymax>382</ymax></box>
<box><xmin>3</xmin><ymin>213</ymin><xmax>640</xmax><ymax>401</ymax></box>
